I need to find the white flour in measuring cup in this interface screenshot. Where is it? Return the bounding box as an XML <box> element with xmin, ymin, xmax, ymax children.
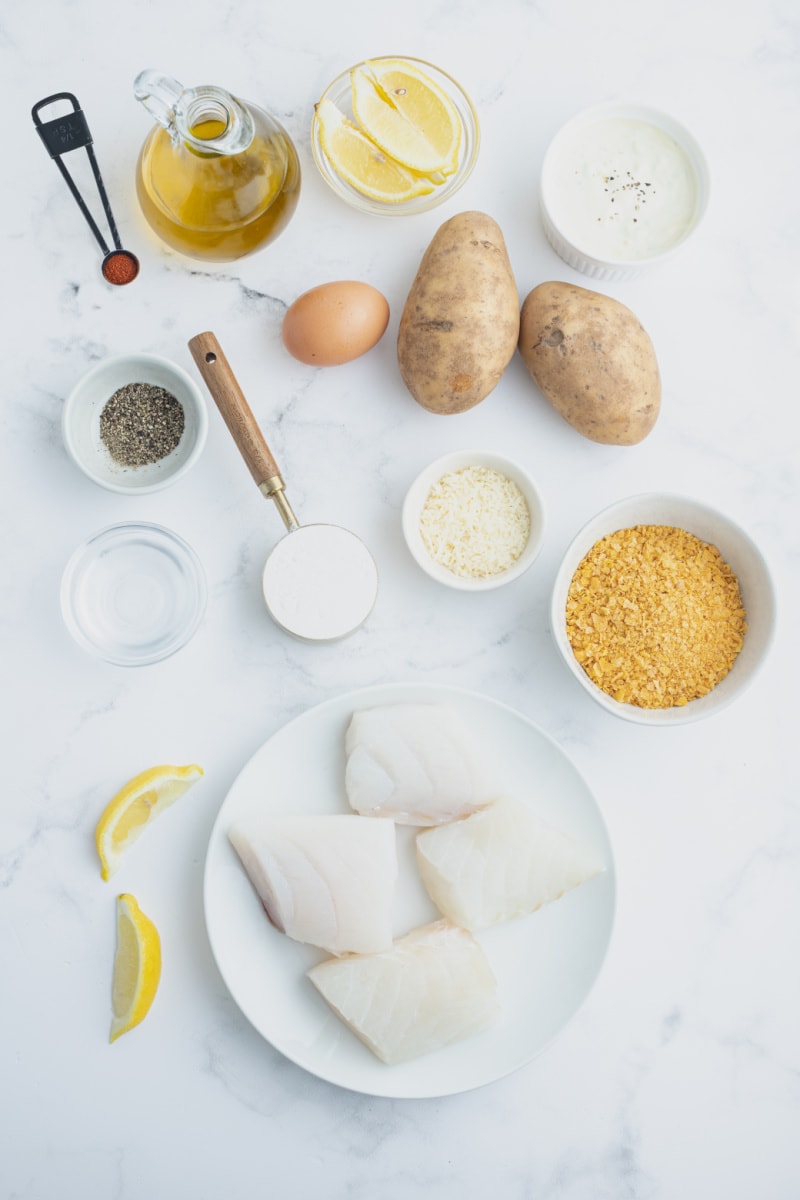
<box><xmin>261</xmin><ymin>523</ymin><xmax>379</xmax><ymax>642</ymax></box>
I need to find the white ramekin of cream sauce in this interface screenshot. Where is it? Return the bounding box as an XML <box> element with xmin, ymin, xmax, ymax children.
<box><xmin>540</xmin><ymin>102</ymin><xmax>709</xmax><ymax>280</ymax></box>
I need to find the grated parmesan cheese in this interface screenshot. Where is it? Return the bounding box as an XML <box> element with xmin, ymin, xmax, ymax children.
<box><xmin>419</xmin><ymin>465</ymin><xmax>531</xmax><ymax>579</ymax></box>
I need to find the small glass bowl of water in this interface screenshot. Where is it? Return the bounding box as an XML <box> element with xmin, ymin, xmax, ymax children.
<box><xmin>60</xmin><ymin>522</ymin><xmax>207</xmax><ymax>666</ymax></box>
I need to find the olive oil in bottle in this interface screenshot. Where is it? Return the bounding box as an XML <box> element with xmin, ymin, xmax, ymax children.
<box><xmin>134</xmin><ymin>71</ymin><xmax>301</xmax><ymax>261</ymax></box>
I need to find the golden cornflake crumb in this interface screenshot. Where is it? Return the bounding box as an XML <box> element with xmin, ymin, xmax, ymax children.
<box><xmin>565</xmin><ymin>524</ymin><xmax>747</xmax><ymax>709</ymax></box>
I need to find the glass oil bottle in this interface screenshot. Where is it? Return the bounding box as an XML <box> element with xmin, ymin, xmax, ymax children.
<box><xmin>134</xmin><ymin>70</ymin><xmax>301</xmax><ymax>261</ymax></box>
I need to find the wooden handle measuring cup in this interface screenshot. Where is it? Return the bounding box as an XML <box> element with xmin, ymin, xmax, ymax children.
<box><xmin>189</xmin><ymin>329</ymin><xmax>299</xmax><ymax>530</ymax></box>
<box><xmin>187</xmin><ymin>329</ymin><xmax>379</xmax><ymax>642</ymax></box>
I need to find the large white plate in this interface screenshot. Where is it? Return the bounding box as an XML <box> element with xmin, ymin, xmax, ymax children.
<box><xmin>203</xmin><ymin>682</ymin><xmax>616</xmax><ymax>1099</ymax></box>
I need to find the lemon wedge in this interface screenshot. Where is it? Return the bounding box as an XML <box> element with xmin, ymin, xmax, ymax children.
<box><xmin>316</xmin><ymin>99</ymin><xmax>435</xmax><ymax>203</ymax></box>
<box><xmin>110</xmin><ymin>893</ymin><xmax>161</xmax><ymax>1043</ymax></box>
<box><xmin>95</xmin><ymin>763</ymin><xmax>204</xmax><ymax>881</ymax></box>
<box><xmin>350</xmin><ymin>60</ymin><xmax>461</xmax><ymax>176</ymax></box>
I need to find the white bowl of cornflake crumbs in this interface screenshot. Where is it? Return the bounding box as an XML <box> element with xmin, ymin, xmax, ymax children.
<box><xmin>550</xmin><ymin>493</ymin><xmax>776</xmax><ymax>725</ymax></box>
<box><xmin>62</xmin><ymin>353</ymin><xmax>208</xmax><ymax>494</ymax></box>
<box><xmin>402</xmin><ymin>450</ymin><xmax>546</xmax><ymax>591</ymax></box>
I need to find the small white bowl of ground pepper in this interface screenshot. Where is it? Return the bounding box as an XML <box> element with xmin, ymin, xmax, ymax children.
<box><xmin>62</xmin><ymin>353</ymin><xmax>208</xmax><ymax>494</ymax></box>
<box><xmin>550</xmin><ymin>493</ymin><xmax>776</xmax><ymax>725</ymax></box>
<box><xmin>402</xmin><ymin>450</ymin><xmax>546</xmax><ymax>591</ymax></box>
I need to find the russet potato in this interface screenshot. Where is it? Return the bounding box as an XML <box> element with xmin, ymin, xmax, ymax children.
<box><xmin>518</xmin><ymin>282</ymin><xmax>661</xmax><ymax>445</ymax></box>
<box><xmin>397</xmin><ymin>212</ymin><xmax>520</xmax><ymax>414</ymax></box>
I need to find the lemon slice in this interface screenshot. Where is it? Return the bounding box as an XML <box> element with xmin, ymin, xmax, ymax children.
<box><xmin>110</xmin><ymin>893</ymin><xmax>161</xmax><ymax>1043</ymax></box>
<box><xmin>350</xmin><ymin>60</ymin><xmax>462</xmax><ymax>176</ymax></box>
<box><xmin>95</xmin><ymin>763</ymin><xmax>204</xmax><ymax>881</ymax></box>
<box><xmin>316</xmin><ymin>99</ymin><xmax>435</xmax><ymax>203</ymax></box>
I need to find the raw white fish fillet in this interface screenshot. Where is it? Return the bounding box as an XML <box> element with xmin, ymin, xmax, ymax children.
<box><xmin>228</xmin><ymin>813</ymin><xmax>397</xmax><ymax>956</ymax></box>
<box><xmin>344</xmin><ymin>703</ymin><xmax>492</xmax><ymax>826</ymax></box>
<box><xmin>416</xmin><ymin>796</ymin><xmax>603</xmax><ymax>931</ymax></box>
<box><xmin>307</xmin><ymin>920</ymin><xmax>499</xmax><ymax>1065</ymax></box>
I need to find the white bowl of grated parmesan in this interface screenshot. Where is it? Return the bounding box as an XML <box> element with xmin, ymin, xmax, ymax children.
<box><xmin>550</xmin><ymin>493</ymin><xmax>776</xmax><ymax>724</ymax></box>
<box><xmin>402</xmin><ymin>451</ymin><xmax>546</xmax><ymax>591</ymax></box>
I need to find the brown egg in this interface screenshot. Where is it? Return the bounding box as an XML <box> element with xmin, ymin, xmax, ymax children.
<box><xmin>282</xmin><ymin>281</ymin><xmax>390</xmax><ymax>366</ymax></box>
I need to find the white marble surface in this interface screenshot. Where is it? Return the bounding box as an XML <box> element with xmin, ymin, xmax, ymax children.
<box><xmin>3</xmin><ymin>0</ymin><xmax>799</xmax><ymax>1196</ymax></box>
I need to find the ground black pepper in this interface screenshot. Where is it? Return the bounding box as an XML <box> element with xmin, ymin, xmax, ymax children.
<box><xmin>600</xmin><ymin>169</ymin><xmax>657</xmax><ymax>223</ymax></box>
<box><xmin>99</xmin><ymin>382</ymin><xmax>185</xmax><ymax>468</ymax></box>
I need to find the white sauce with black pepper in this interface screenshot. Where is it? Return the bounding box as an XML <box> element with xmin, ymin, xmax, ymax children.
<box><xmin>546</xmin><ymin>117</ymin><xmax>698</xmax><ymax>261</ymax></box>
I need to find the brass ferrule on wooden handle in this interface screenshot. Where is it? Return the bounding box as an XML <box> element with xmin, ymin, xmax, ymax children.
<box><xmin>188</xmin><ymin>330</ymin><xmax>299</xmax><ymax>532</ymax></box>
<box><xmin>261</xmin><ymin>482</ymin><xmax>299</xmax><ymax>532</ymax></box>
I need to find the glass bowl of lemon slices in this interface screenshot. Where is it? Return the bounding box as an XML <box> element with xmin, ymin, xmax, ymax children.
<box><xmin>311</xmin><ymin>56</ymin><xmax>480</xmax><ymax>215</ymax></box>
